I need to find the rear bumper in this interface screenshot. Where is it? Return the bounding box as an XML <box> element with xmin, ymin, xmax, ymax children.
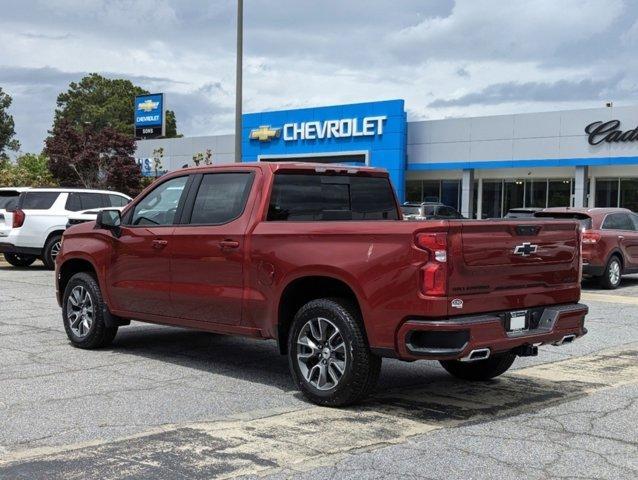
<box><xmin>395</xmin><ymin>303</ymin><xmax>588</xmax><ymax>361</ymax></box>
<box><xmin>0</xmin><ymin>242</ymin><xmax>41</xmax><ymax>256</ymax></box>
<box><xmin>582</xmin><ymin>263</ymin><xmax>605</xmax><ymax>277</ymax></box>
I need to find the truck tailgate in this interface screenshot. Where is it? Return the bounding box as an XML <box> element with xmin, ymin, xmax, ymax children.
<box><xmin>447</xmin><ymin>220</ymin><xmax>581</xmax><ymax>316</ymax></box>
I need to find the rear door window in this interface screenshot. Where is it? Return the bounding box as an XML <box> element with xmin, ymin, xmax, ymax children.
<box><xmin>267</xmin><ymin>173</ymin><xmax>398</xmax><ymax>221</ymax></box>
<box><xmin>602</xmin><ymin>213</ymin><xmax>635</xmax><ymax>231</ymax></box>
<box><xmin>188</xmin><ymin>173</ymin><xmax>254</xmax><ymax>225</ymax></box>
<box><xmin>21</xmin><ymin>192</ymin><xmax>59</xmax><ymax>210</ymax></box>
<box><xmin>80</xmin><ymin>193</ymin><xmax>109</xmax><ymax>210</ymax></box>
<box><xmin>65</xmin><ymin>193</ymin><xmax>82</xmax><ymax>211</ymax></box>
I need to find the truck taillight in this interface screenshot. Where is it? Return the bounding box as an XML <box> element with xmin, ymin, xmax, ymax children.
<box><xmin>581</xmin><ymin>230</ymin><xmax>600</xmax><ymax>244</ymax></box>
<box><xmin>416</xmin><ymin>233</ymin><xmax>448</xmax><ymax>296</ymax></box>
<box><xmin>12</xmin><ymin>209</ymin><xmax>25</xmax><ymax>228</ymax></box>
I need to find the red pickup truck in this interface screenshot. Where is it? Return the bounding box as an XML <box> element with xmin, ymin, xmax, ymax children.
<box><xmin>56</xmin><ymin>163</ymin><xmax>588</xmax><ymax>406</ymax></box>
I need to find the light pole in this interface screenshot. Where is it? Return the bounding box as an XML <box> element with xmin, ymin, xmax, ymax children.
<box><xmin>235</xmin><ymin>0</ymin><xmax>243</xmax><ymax>163</ymax></box>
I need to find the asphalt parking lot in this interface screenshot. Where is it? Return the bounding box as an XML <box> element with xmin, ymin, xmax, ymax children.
<box><xmin>0</xmin><ymin>261</ymin><xmax>637</xmax><ymax>479</ymax></box>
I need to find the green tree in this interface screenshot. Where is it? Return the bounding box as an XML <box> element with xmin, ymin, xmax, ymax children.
<box><xmin>53</xmin><ymin>73</ymin><xmax>180</xmax><ymax>138</ymax></box>
<box><xmin>54</xmin><ymin>73</ymin><xmax>146</xmax><ymax>136</ymax></box>
<box><xmin>165</xmin><ymin>109</ymin><xmax>181</xmax><ymax>138</ymax></box>
<box><xmin>0</xmin><ymin>154</ymin><xmax>57</xmax><ymax>187</ymax></box>
<box><xmin>0</xmin><ymin>87</ymin><xmax>20</xmax><ymax>160</ymax></box>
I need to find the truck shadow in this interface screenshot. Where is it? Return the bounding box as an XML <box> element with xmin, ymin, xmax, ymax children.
<box><xmin>110</xmin><ymin>325</ymin><xmax>595</xmax><ymax>424</ymax></box>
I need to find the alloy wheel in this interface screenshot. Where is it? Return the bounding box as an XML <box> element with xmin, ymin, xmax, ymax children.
<box><xmin>51</xmin><ymin>241</ymin><xmax>61</xmax><ymax>260</ymax></box>
<box><xmin>67</xmin><ymin>286</ymin><xmax>94</xmax><ymax>338</ymax></box>
<box><xmin>296</xmin><ymin>317</ymin><xmax>347</xmax><ymax>391</ymax></box>
<box><xmin>609</xmin><ymin>260</ymin><xmax>621</xmax><ymax>286</ymax></box>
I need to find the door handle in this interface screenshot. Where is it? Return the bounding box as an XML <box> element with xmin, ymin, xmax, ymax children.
<box><xmin>619</xmin><ymin>235</ymin><xmax>625</xmax><ymax>240</ymax></box>
<box><xmin>219</xmin><ymin>240</ymin><xmax>240</xmax><ymax>250</ymax></box>
<box><xmin>152</xmin><ymin>239</ymin><xmax>168</xmax><ymax>249</ymax></box>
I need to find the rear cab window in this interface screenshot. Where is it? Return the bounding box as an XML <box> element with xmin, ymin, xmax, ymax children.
<box><xmin>267</xmin><ymin>173</ymin><xmax>399</xmax><ymax>221</ymax></box>
<box><xmin>20</xmin><ymin>192</ymin><xmax>60</xmax><ymax>210</ymax></box>
<box><xmin>534</xmin><ymin>212</ymin><xmax>593</xmax><ymax>230</ymax></box>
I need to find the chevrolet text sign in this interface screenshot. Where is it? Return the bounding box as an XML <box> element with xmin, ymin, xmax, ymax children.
<box><xmin>242</xmin><ymin>99</ymin><xmax>407</xmax><ymax>201</ymax></box>
<box><xmin>134</xmin><ymin>93</ymin><xmax>165</xmax><ymax>139</ymax></box>
<box><xmin>283</xmin><ymin>116</ymin><xmax>387</xmax><ymax>141</ymax></box>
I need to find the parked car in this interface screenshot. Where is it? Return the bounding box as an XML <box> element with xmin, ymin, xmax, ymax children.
<box><xmin>536</xmin><ymin>207</ymin><xmax>638</xmax><ymax>289</ymax></box>
<box><xmin>504</xmin><ymin>208</ymin><xmax>542</xmax><ymax>218</ymax></box>
<box><xmin>402</xmin><ymin>202</ymin><xmax>463</xmax><ymax>220</ymax></box>
<box><xmin>66</xmin><ymin>206</ymin><xmax>128</xmax><ymax>228</ymax></box>
<box><xmin>56</xmin><ymin>163</ymin><xmax>587</xmax><ymax>406</ymax></box>
<box><xmin>0</xmin><ymin>188</ymin><xmax>131</xmax><ymax>269</ymax></box>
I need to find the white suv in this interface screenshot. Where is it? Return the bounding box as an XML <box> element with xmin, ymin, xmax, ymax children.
<box><xmin>0</xmin><ymin>188</ymin><xmax>131</xmax><ymax>269</ymax></box>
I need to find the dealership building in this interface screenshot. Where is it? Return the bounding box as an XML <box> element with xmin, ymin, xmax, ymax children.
<box><xmin>135</xmin><ymin>99</ymin><xmax>638</xmax><ymax>218</ymax></box>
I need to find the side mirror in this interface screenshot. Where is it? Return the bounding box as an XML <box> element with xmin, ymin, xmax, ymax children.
<box><xmin>96</xmin><ymin>209</ymin><xmax>122</xmax><ymax>234</ymax></box>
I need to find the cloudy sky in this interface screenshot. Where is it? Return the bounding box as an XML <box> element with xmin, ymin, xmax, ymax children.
<box><xmin>1</xmin><ymin>0</ymin><xmax>637</xmax><ymax>153</ymax></box>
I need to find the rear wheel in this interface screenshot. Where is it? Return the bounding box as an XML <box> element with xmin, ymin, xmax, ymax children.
<box><xmin>42</xmin><ymin>234</ymin><xmax>62</xmax><ymax>270</ymax></box>
<box><xmin>62</xmin><ymin>272</ymin><xmax>118</xmax><ymax>349</ymax></box>
<box><xmin>288</xmin><ymin>298</ymin><xmax>381</xmax><ymax>407</ymax></box>
<box><xmin>440</xmin><ymin>352</ymin><xmax>516</xmax><ymax>381</ymax></box>
<box><xmin>3</xmin><ymin>253</ymin><xmax>37</xmax><ymax>267</ymax></box>
<box><xmin>599</xmin><ymin>256</ymin><xmax>622</xmax><ymax>290</ymax></box>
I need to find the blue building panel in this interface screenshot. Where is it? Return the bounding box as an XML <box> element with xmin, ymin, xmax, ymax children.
<box><xmin>242</xmin><ymin>99</ymin><xmax>407</xmax><ymax>201</ymax></box>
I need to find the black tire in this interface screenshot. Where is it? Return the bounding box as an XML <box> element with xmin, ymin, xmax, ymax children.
<box><xmin>439</xmin><ymin>352</ymin><xmax>516</xmax><ymax>381</ymax></box>
<box><xmin>3</xmin><ymin>253</ymin><xmax>37</xmax><ymax>267</ymax></box>
<box><xmin>288</xmin><ymin>298</ymin><xmax>381</xmax><ymax>407</ymax></box>
<box><xmin>42</xmin><ymin>233</ymin><xmax>63</xmax><ymax>270</ymax></box>
<box><xmin>598</xmin><ymin>255</ymin><xmax>622</xmax><ymax>290</ymax></box>
<box><xmin>62</xmin><ymin>272</ymin><xmax>118</xmax><ymax>349</ymax></box>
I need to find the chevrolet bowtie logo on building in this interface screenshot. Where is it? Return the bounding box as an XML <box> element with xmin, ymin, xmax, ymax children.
<box><xmin>513</xmin><ymin>242</ymin><xmax>539</xmax><ymax>256</ymax></box>
<box><xmin>138</xmin><ymin>99</ymin><xmax>160</xmax><ymax>112</ymax></box>
<box><xmin>250</xmin><ymin>125</ymin><xmax>281</xmax><ymax>142</ymax></box>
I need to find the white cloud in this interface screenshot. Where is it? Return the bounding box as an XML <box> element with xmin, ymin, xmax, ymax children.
<box><xmin>1</xmin><ymin>0</ymin><xmax>637</xmax><ymax>153</ymax></box>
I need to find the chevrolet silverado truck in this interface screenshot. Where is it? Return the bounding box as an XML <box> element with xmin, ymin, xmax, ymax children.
<box><xmin>55</xmin><ymin>163</ymin><xmax>588</xmax><ymax>406</ymax></box>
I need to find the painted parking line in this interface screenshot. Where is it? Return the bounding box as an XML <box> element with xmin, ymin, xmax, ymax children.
<box><xmin>581</xmin><ymin>291</ymin><xmax>638</xmax><ymax>305</ymax></box>
<box><xmin>1</xmin><ymin>345</ymin><xmax>637</xmax><ymax>479</ymax></box>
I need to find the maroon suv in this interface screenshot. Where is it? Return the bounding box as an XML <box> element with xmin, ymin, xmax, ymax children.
<box><xmin>537</xmin><ymin>208</ymin><xmax>638</xmax><ymax>289</ymax></box>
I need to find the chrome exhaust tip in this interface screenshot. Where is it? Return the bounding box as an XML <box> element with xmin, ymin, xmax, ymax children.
<box><xmin>460</xmin><ymin>348</ymin><xmax>491</xmax><ymax>362</ymax></box>
<box><xmin>553</xmin><ymin>334</ymin><xmax>577</xmax><ymax>346</ymax></box>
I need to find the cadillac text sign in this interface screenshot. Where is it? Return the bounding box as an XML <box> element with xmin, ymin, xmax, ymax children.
<box><xmin>585</xmin><ymin>120</ymin><xmax>638</xmax><ymax>146</ymax></box>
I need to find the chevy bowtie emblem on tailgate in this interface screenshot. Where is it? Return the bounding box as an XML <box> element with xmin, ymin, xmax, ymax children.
<box><xmin>513</xmin><ymin>242</ymin><xmax>538</xmax><ymax>256</ymax></box>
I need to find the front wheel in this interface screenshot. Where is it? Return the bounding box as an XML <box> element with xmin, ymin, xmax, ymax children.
<box><xmin>440</xmin><ymin>352</ymin><xmax>516</xmax><ymax>381</ymax></box>
<box><xmin>599</xmin><ymin>256</ymin><xmax>622</xmax><ymax>290</ymax></box>
<box><xmin>288</xmin><ymin>298</ymin><xmax>381</xmax><ymax>407</ymax></box>
<box><xmin>62</xmin><ymin>272</ymin><xmax>118</xmax><ymax>349</ymax></box>
<box><xmin>3</xmin><ymin>253</ymin><xmax>37</xmax><ymax>267</ymax></box>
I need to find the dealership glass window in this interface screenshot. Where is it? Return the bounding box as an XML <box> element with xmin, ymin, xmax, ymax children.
<box><xmin>503</xmin><ymin>180</ymin><xmax>525</xmax><ymax>213</ymax></box>
<box><xmin>595</xmin><ymin>179</ymin><xmax>619</xmax><ymax>208</ymax></box>
<box><xmin>422</xmin><ymin>180</ymin><xmax>440</xmax><ymax>203</ymax></box>
<box><xmin>481</xmin><ymin>180</ymin><xmax>503</xmax><ymax>219</ymax></box>
<box><xmin>440</xmin><ymin>180</ymin><xmax>460</xmax><ymax>210</ymax></box>
<box><xmin>620</xmin><ymin>179</ymin><xmax>638</xmax><ymax>212</ymax></box>
<box><xmin>525</xmin><ymin>179</ymin><xmax>548</xmax><ymax>208</ymax></box>
<box><xmin>405</xmin><ymin>180</ymin><xmax>422</xmax><ymax>203</ymax></box>
<box><xmin>548</xmin><ymin>179</ymin><xmax>572</xmax><ymax>207</ymax></box>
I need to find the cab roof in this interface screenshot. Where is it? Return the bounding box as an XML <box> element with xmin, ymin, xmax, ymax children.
<box><xmin>172</xmin><ymin>161</ymin><xmax>388</xmax><ymax>177</ymax></box>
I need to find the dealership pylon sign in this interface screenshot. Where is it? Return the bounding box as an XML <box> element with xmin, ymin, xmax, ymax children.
<box><xmin>134</xmin><ymin>93</ymin><xmax>165</xmax><ymax>139</ymax></box>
